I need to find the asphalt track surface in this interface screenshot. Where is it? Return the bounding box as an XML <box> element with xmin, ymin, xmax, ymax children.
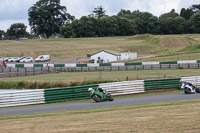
<box><xmin>1</xmin><ymin>93</ymin><xmax>200</xmax><ymax>116</ymax></box>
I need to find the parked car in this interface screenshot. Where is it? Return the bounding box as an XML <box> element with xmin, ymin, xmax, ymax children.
<box><xmin>35</xmin><ymin>55</ymin><xmax>50</xmax><ymax>62</ymax></box>
<box><xmin>8</xmin><ymin>57</ymin><xmax>20</xmax><ymax>62</ymax></box>
<box><xmin>4</xmin><ymin>57</ymin><xmax>13</xmax><ymax>62</ymax></box>
<box><xmin>15</xmin><ymin>56</ymin><xmax>27</xmax><ymax>62</ymax></box>
<box><xmin>19</xmin><ymin>57</ymin><xmax>33</xmax><ymax>63</ymax></box>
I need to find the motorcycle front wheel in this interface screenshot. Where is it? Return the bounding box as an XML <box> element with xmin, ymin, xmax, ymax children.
<box><xmin>109</xmin><ymin>95</ymin><xmax>114</xmax><ymax>101</ymax></box>
<box><xmin>196</xmin><ymin>88</ymin><xmax>200</xmax><ymax>93</ymax></box>
<box><xmin>184</xmin><ymin>87</ymin><xmax>195</xmax><ymax>94</ymax></box>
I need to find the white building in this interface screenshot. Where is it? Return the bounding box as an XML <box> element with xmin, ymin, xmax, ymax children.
<box><xmin>91</xmin><ymin>50</ymin><xmax>121</xmax><ymax>63</ymax></box>
<box><xmin>90</xmin><ymin>50</ymin><xmax>137</xmax><ymax>63</ymax></box>
<box><xmin>121</xmin><ymin>52</ymin><xmax>137</xmax><ymax>60</ymax></box>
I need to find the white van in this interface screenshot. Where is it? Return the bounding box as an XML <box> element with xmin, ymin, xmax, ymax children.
<box><xmin>35</xmin><ymin>55</ymin><xmax>50</xmax><ymax>62</ymax></box>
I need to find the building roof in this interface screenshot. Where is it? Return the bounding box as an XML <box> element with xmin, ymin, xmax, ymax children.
<box><xmin>92</xmin><ymin>50</ymin><xmax>121</xmax><ymax>56</ymax></box>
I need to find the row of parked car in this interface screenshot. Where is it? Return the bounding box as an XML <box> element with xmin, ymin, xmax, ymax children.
<box><xmin>3</xmin><ymin>55</ymin><xmax>50</xmax><ymax>63</ymax></box>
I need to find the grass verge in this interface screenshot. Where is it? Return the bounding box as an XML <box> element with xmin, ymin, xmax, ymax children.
<box><xmin>0</xmin><ymin>69</ymin><xmax>200</xmax><ymax>89</ymax></box>
<box><xmin>1</xmin><ymin>99</ymin><xmax>200</xmax><ymax>132</ymax></box>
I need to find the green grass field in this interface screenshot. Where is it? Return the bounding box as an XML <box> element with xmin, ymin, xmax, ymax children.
<box><xmin>0</xmin><ymin>69</ymin><xmax>200</xmax><ymax>83</ymax></box>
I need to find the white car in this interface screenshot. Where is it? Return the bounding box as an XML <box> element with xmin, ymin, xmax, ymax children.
<box><xmin>4</xmin><ymin>57</ymin><xmax>13</xmax><ymax>62</ymax></box>
<box><xmin>19</xmin><ymin>57</ymin><xmax>33</xmax><ymax>63</ymax></box>
<box><xmin>8</xmin><ymin>57</ymin><xmax>20</xmax><ymax>62</ymax></box>
<box><xmin>16</xmin><ymin>56</ymin><xmax>28</xmax><ymax>62</ymax></box>
<box><xmin>35</xmin><ymin>55</ymin><xmax>50</xmax><ymax>62</ymax></box>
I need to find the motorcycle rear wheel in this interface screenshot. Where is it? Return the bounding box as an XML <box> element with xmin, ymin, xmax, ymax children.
<box><xmin>92</xmin><ymin>95</ymin><xmax>101</xmax><ymax>102</ymax></box>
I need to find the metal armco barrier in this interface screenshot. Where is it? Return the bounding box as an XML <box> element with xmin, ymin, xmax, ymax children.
<box><xmin>0</xmin><ymin>89</ymin><xmax>45</xmax><ymax>107</ymax></box>
<box><xmin>1</xmin><ymin>76</ymin><xmax>200</xmax><ymax>107</ymax></box>
<box><xmin>99</xmin><ymin>80</ymin><xmax>145</xmax><ymax>96</ymax></box>
<box><xmin>44</xmin><ymin>84</ymin><xmax>98</xmax><ymax>103</ymax></box>
<box><xmin>144</xmin><ymin>78</ymin><xmax>181</xmax><ymax>91</ymax></box>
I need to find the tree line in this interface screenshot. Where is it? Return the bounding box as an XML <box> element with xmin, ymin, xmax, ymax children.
<box><xmin>1</xmin><ymin>0</ymin><xmax>200</xmax><ymax>40</ymax></box>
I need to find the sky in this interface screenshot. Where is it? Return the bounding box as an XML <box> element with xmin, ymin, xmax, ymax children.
<box><xmin>0</xmin><ymin>0</ymin><xmax>199</xmax><ymax>32</ymax></box>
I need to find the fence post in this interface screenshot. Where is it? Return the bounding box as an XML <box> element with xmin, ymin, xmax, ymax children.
<box><xmin>33</xmin><ymin>67</ymin><xmax>35</xmax><ymax>75</ymax></box>
<box><xmin>25</xmin><ymin>68</ymin><xmax>27</xmax><ymax>76</ymax></box>
<box><xmin>41</xmin><ymin>67</ymin><xmax>43</xmax><ymax>74</ymax></box>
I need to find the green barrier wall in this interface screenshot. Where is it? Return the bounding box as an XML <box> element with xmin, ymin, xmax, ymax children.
<box><xmin>76</xmin><ymin>64</ymin><xmax>87</xmax><ymax>67</ymax></box>
<box><xmin>99</xmin><ymin>63</ymin><xmax>111</xmax><ymax>66</ymax></box>
<box><xmin>34</xmin><ymin>64</ymin><xmax>43</xmax><ymax>67</ymax></box>
<box><xmin>125</xmin><ymin>62</ymin><xmax>142</xmax><ymax>66</ymax></box>
<box><xmin>160</xmin><ymin>61</ymin><xmax>178</xmax><ymax>64</ymax></box>
<box><xmin>44</xmin><ymin>84</ymin><xmax>99</xmax><ymax>103</ymax></box>
<box><xmin>144</xmin><ymin>78</ymin><xmax>181</xmax><ymax>91</ymax></box>
<box><xmin>54</xmin><ymin>64</ymin><xmax>65</xmax><ymax>67</ymax></box>
<box><xmin>15</xmin><ymin>64</ymin><xmax>24</xmax><ymax>68</ymax></box>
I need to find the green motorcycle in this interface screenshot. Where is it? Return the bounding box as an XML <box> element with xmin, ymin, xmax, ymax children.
<box><xmin>88</xmin><ymin>88</ymin><xmax>114</xmax><ymax>102</ymax></box>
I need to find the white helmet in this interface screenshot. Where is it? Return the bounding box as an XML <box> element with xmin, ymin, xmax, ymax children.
<box><xmin>88</xmin><ymin>88</ymin><xmax>93</xmax><ymax>92</ymax></box>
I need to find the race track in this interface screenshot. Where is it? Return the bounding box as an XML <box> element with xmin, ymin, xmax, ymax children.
<box><xmin>1</xmin><ymin>93</ymin><xmax>200</xmax><ymax>116</ymax></box>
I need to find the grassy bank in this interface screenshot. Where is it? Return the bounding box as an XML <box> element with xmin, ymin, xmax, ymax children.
<box><xmin>0</xmin><ymin>34</ymin><xmax>199</xmax><ymax>60</ymax></box>
<box><xmin>1</xmin><ymin>99</ymin><xmax>200</xmax><ymax>132</ymax></box>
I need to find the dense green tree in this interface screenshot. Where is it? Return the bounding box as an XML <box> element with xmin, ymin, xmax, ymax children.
<box><xmin>184</xmin><ymin>20</ymin><xmax>194</xmax><ymax>34</ymax></box>
<box><xmin>180</xmin><ymin>8</ymin><xmax>194</xmax><ymax>20</ymax></box>
<box><xmin>190</xmin><ymin>12</ymin><xmax>200</xmax><ymax>33</ymax></box>
<box><xmin>71</xmin><ymin>20</ymin><xmax>83</xmax><ymax>37</ymax></box>
<box><xmin>191</xmin><ymin>4</ymin><xmax>200</xmax><ymax>13</ymax></box>
<box><xmin>0</xmin><ymin>30</ymin><xmax>6</xmax><ymax>40</ymax></box>
<box><xmin>102</xmin><ymin>16</ymin><xmax>118</xmax><ymax>36</ymax></box>
<box><xmin>79</xmin><ymin>16</ymin><xmax>96</xmax><ymax>37</ymax></box>
<box><xmin>60</xmin><ymin>4</ymin><xmax>200</xmax><ymax>38</ymax></box>
<box><xmin>28</xmin><ymin>0</ymin><xmax>71</xmax><ymax>38</ymax></box>
<box><xmin>92</xmin><ymin>6</ymin><xmax>106</xmax><ymax>19</ymax></box>
<box><xmin>115</xmin><ymin>16</ymin><xmax>136</xmax><ymax>36</ymax></box>
<box><xmin>134</xmin><ymin>12</ymin><xmax>159</xmax><ymax>34</ymax></box>
<box><xmin>117</xmin><ymin>9</ymin><xmax>132</xmax><ymax>19</ymax></box>
<box><xmin>159</xmin><ymin>9</ymin><xmax>179</xmax><ymax>20</ymax></box>
<box><xmin>174</xmin><ymin>16</ymin><xmax>186</xmax><ymax>34</ymax></box>
<box><xmin>159</xmin><ymin>17</ymin><xmax>176</xmax><ymax>34</ymax></box>
<box><xmin>60</xmin><ymin>23</ymin><xmax>73</xmax><ymax>38</ymax></box>
<box><xmin>159</xmin><ymin>16</ymin><xmax>186</xmax><ymax>34</ymax></box>
<box><xmin>7</xmin><ymin>23</ymin><xmax>27</xmax><ymax>40</ymax></box>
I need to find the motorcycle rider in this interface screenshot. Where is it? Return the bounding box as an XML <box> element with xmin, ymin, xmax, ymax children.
<box><xmin>180</xmin><ymin>81</ymin><xmax>195</xmax><ymax>88</ymax></box>
<box><xmin>88</xmin><ymin>87</ymin><xmax>106</xmax><ymax>95</ymax></box>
